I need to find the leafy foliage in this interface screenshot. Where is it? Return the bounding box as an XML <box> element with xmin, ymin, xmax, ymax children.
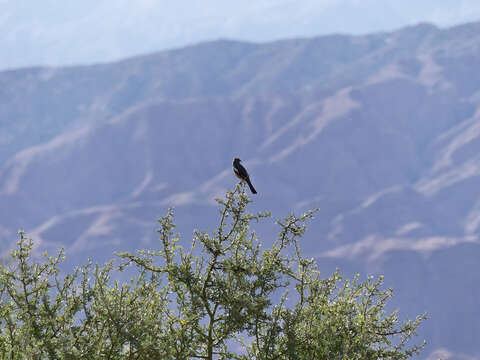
<box><xmin>0</xmin><ymin>184</ymin><xmax>426</xmax><ymax>359</ymax></box>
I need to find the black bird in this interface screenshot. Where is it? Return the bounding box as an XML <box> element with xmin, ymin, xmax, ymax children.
<box><xmin>232</xmin><ymin>158</ymin><xmax>257</xmax><ymax>194</ymax></box>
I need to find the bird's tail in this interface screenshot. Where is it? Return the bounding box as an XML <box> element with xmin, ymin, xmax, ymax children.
<box><xmin>246</xmin><ymin>178</ymin><xmax>257</xmax><ymax>194</ymax></box>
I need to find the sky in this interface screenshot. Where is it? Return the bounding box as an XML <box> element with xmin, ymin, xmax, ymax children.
<box><xmin>2</xmin><ymin>0</ymin><xmax>480</xmax><ymax>70</ymax></box>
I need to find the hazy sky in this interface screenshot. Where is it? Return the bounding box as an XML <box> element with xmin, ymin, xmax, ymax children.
<box><xmin>2</xmin><ymin>0</ymin><xmax>480</xmax><ymax>70</ymax></box>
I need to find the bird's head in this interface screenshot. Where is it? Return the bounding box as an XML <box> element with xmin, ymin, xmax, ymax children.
<box><xmin>233</xmin><ymin>157</ymin><xmax>241</xmax><ymax>163</ymax></box>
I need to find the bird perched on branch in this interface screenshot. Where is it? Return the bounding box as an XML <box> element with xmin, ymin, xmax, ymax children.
<box><xmin>232</xmin><ymin>157</ymin><xmax>257</xmax><ymax>194</ymax></box>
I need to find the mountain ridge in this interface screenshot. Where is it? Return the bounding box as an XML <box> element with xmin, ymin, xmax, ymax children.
<box><xmin>2</xmin><ymin>21</ymin><xmax>480</xmax><ymax>358</ymax></box>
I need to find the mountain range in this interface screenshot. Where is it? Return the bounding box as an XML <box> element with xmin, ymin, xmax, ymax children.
<box><xmin>1</xmin><ymin>21</ymin><xmax>480</xmax><ymax>358</ymax></box>
<box><xmin>2</xmin><ymin>0</ymin><xmax>480</xmax><ymax>70</ymax></box>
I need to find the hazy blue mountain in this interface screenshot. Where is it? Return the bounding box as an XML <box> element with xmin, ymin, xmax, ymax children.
<box><xmin>2</xmin><ymin>22</ymin><xmax>480</xmax><ymax>358</ymax></box>
<box><xmin>2</xmin><ymin>0</ymin><xmax>480</xmax><ymax>70</ymax></box>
